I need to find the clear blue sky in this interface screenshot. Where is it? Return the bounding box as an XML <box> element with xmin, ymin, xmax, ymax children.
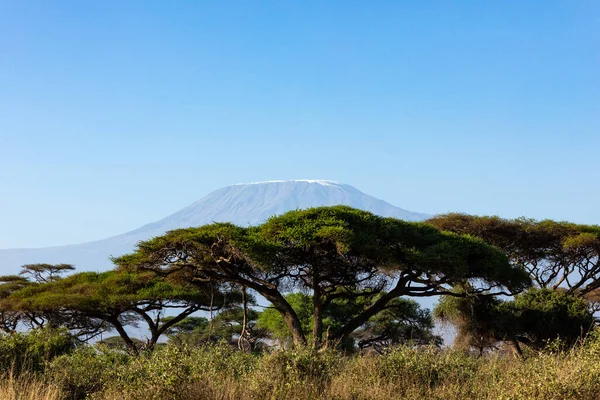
<box><xmin>1</xmin><ymin>1</ymin><xmax>598</xmax><ymax>248</ymax></box>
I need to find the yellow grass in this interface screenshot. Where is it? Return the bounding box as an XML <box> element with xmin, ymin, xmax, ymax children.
<box><xmin>0</xmin><ymin>373</ymin><xmax>61</xmax><ymax>400</ymax></box>
<box><xmin>3</xmin><ymin>335</ymin><xmax>600</xmax><ymax>400</ymax></box>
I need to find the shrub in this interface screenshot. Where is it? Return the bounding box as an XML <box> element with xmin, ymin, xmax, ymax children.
<box><xmin>0</xmin><ymin>328</ymin><xmax>76</xmax><ymax>374</ymax></box>
<box><xmin>46</xmin><ymin>346</ymin><xmax>129</xmax><ymax>400</ymax></box>
<box><xmin>92</xmin><ymin>342</ymin><xmax>256</xmax><ymax>400</ymax></box>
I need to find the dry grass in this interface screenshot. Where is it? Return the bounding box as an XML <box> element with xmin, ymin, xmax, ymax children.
<box><xmin>0</xmin><ymin>373</ymin><xmax>61</xmax><ymax>400</ymax></box>
<box><xmin>3</xmin><ymin>334</ymin><xmax>600</xmax><ymax>400</ymax></box>
<box><xmin>90</xmin><ymin>345</ymin><xmax>600</xmax><ymax>400</ymax></box>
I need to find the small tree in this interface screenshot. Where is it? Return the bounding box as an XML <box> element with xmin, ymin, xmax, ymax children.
<box><xmin>434</xmin><ymin>289</ymin><xmax>506</xmax><ymax>355</ymax></box>
<box><xmin>435</xmin><ymin>288</ymin><xmax>595</xmax><ymax>356</ymax></box>
<box><xmin>165</xmin><ymin>306</ymin><xmax>267</xmax><ymax>352</ymax></box>
<box><xmin>164</xmin><ymin>290</ymin><xmax>265</xmax><ymax>351</ymax></box>
<box><xmin>20</xmin><ymin>263</ymin><xmax>75</xmax><ymax>283</ymax></box>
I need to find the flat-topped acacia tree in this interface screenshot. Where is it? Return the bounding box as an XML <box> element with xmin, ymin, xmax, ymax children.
<box><xmin>0</xmin><ymin>264</ymin><xmax>97</xmax><ymax>336</ymax></box>
<box><xmin>3</xmin><ymin>269</ymin><xmax>236</xmax><ymax>352</ymax></box>
<box><xmin>20</xmin><ymin>263</ymin><xmax>75</xmax><ymax>283</ymax></box>
<box><xmin>427</xmin><ymin>214</ymin><xmax>600</xmax><ymax>295</ymax></box>
<box><xmin>115</xmin><ymin>206</ymin><xmax>531</xmax><ymax>348</ymax></box>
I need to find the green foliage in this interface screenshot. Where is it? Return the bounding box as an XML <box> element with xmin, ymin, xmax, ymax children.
<box><xmin>101</xmin><ymin>342</ymin><xmax>256</xmax><ymax>400</ymax></box>
<box><xmin>2</xmin><ymin>269</ymin><xmax>235</xmax><ymax>352</ymax></box>
<box><xmin>47</xmin><ymin>345</ymin><xmax>129</xmax><ymax>399</ymax></box>
<box><xmin>249</xmin><ymin>347</ymin><xmax>343</xmax><ymax>396</ymax></box>
<box><xmin>0</xmin><ymin>275</ymin><xmax>31</xmax><ymax>333</ymax></box>
<box><xmin>257</xmin><ymin>293</ymin><xmax>314</xmax><ymax>344</ymax></box>
<box><xmin>427</xmin><ymin>213</ymin><xmax>600</xmax><ymax>294</ymax></box>
<box><xmin>46</xmin><ymin>342</ymin><xmax>258</xmax><ymax>400</ymax></box>
<box><xmin>512</xmin><ymin>288</ymin><xmax>595</xmax><ymax>348</ymax></box>
<box><xmin>435</xmin><ymin>288</ymin><xmax>595</xmax><ymax>353</ymax></box>
<box><xmin>379</xmin><ymin>345</ymin><xmax>480</xmax><ymax>388</ymax></box>
<box><xmin>7</xmin><ymin>270</ymin><xmax>211</xmax><ymax>312</ymax></box>
<box><xmin>257</xmin><ymin>206</ymin><xmax>525</xmax><ymax>291</ymax></box>
<box><xmin>257</xmin><ymin>292</ymin><xmax>438</xmax><ymax>351</ymax></box>
<box><xmin>0</xmin><ymin>327</ymin><xmax>76</xmax><ymax>374</ymax></box>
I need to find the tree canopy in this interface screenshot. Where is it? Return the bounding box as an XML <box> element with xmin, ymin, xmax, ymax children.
<box><xmin>427</xmin><ymin>213</ymin><xmax>600</xmax><ymax>295</ymax></box>
<box><xmin>114</xmin><ymin>206</ymin><xmax>530</xmax><ymax>348</ymax></box>
<box><xmin>435</xmin><ymin>287</ymin><xmax>595</xmax><ymax>356</ymax></box>
<box><xmin>1</xmin><ymin>269</ymin><xmax>237</xmax><ymax>352</ymax></box>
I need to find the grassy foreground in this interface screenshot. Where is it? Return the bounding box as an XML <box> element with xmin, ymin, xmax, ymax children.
<box><xmin>2</xmin><ymin>333</ymin><xmax>600</xmax><ymax>400</ymax></box>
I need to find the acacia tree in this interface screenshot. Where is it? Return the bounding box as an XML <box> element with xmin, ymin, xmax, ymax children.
<box><xmin>585</xmin><ymin>288</ymin><xmax>600</xmax><ymax>319</ymax></box>
<box><xmin>0</xmin><ymin>264</ymin><xmax>106</xmax><ymax>338</ymax></box>
<box><xmin>3</xmin><ymin>269</ymin><xmax>237</xmax><ymax>353</ymax></box>
<box><xmin>115</xmin><ymin>206</ymin><xmax>531</xmax><ymax>348</ymax></box>
<box><xmin>428</xmin><ymin>214</ymin><xmax>600</xmax><ymax>355</ymax></box>
<box><xmin>255</xmin><ymin>207</ymin><xmax>529</xmax><ymax>347</ymax></box>
<box><xmin>435</xmin><ymin>288</ymin><xmax>595</xmax><ymax>356</ymax></box>
<box><xmin>20</xmin><ymin>263</ymin><xmax>75</xmax><ymax>283</ymax></box>
<box><xmin>427</xmin><ymin>214</ymin><xmax>600</xmax><ymax>296</ymax></box>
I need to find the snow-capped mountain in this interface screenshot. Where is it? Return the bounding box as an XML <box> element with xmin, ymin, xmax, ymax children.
<box><xmin>0</xmin><ymin>180</ymin><xmax>430</xmax><ymax>273</ymax></box>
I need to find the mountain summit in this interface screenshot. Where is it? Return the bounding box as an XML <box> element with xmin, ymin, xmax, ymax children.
<box><xmin>0</xmin><ymin>180</ymin><xmax>429</xmax><ymax>272</ymax></box>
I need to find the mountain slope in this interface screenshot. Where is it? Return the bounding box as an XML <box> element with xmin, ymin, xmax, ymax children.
<box><xmin>0</xmin><ymin>180</ymin><xmax>430</xmax><ymax>273</ymax></box>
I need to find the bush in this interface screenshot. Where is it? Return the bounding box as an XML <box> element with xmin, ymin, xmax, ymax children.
<box><xmin>89</xmin><ymin>342</ymin><xmax>256</xmax><ymax>400</ymax></box>
<box><xmin>379</xmin><ymin>345</ymin><xmax>480</xmax><ymax>387</ymax></box>
<box><xmin>47</xmin><ymin>346</ymin><xmax>129</xmax><ymax>400</ymax></box>
<box><xmin>246</xmin><ymin>347</ymin><xmax>343</xmax><ymax>398</ymax></box>
<box><xmin>0</xmin><ymin>328</ymin><xmax>76</xmax><ymax>374</ymax></box>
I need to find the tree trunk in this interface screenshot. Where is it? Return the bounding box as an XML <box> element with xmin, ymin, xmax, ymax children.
<box><xmin>312</xmin><ymin>283</ymin><xmax>324</xmax><ymax>349</ymax></box>
<box><xmin>262</xmin><ymin>289</ymin><xmax>307</xmax><ymax>347</ymax></box>
<box><xmin>201</xmin><ymin>274</ymin><xmax>307</xmax><ymax>347</ymax></box>
<box><xmin>509</xmin><ymin>337</ymin><xmax>523</xmax><ymax>358</ymax></box>
<box><xmin>313</xmin><ymin>303</ymin><xmax>324</xmax><ymax>349</ymax></box>
<box><xmin>109</xmin><ymin>317</ymin><xmax>139</xmax><ymax>354</ymax></box>
<box><xmin>238</xmin><ymin>286</ymin><xmax>249</xmax><ymax>352</ymax></box>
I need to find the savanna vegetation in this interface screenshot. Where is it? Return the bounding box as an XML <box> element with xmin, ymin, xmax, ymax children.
<box><xmin>1</xmin><ymin>206</ymin><xmax>599</xmax><ymax>399</ymax></box>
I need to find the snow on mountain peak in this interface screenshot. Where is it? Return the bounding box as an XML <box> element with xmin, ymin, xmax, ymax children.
<box><xmin>234</xmin><ymin>179</ymin><xmax>341</xmax><ymax>187</ymax></box>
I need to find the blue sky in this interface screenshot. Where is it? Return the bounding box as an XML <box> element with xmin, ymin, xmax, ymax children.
<box><xmin>1</xmin><ymin>1</ymin><xmax>599</xmax><ymax>248</ymax></box>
